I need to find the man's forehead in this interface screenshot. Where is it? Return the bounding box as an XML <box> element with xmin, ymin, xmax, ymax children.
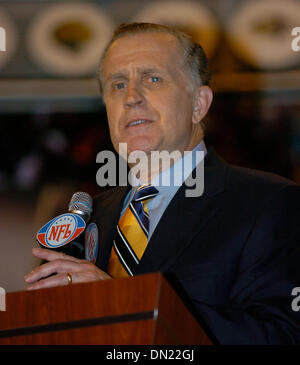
<box><xmin>102</xmin><ymin>32</ymin><xmax>184</xmax><ymax>76</ymax></box>
<box><xmin>106</xmin><ymin>67</ymin><xmax>164</xmax><ymax>80</ymax></box>
<box><xmin>106</xmin><ymin>32</ymin><xmax>181</xmax><ymax>58</ymax></box>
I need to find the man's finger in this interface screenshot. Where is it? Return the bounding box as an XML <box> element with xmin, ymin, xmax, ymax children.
<box><xmin>26</xmin><ymin>272</ymin><xmax>70</xmax><ymax>291</ymax></box>
<box><xmin>31</xmin><ymin>247</ymin><xmax>82</xmax><ymax>263</ymax></box>
<box><xmin>24</xmin><ymin>258</ymin><xmax>85</xmax><ymax>284</ymax></box>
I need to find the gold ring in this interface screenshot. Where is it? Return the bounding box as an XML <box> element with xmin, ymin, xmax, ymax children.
<box><xmin>67</xmin><ymin>272</ymin><xmax>72</xmax><ymax>285</ymax></box>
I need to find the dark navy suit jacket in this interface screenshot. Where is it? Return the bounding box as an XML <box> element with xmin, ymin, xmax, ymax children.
<box><xmin>90</xmin><ymin>149</ymin><xmax>300</xmax><ymax>344</ymax></box>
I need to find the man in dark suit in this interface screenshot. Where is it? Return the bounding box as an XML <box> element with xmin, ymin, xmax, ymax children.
<box><xmin>25</xmin><ymin>23</ymin><xmax>300</xmax><ymax>344</ymax></box>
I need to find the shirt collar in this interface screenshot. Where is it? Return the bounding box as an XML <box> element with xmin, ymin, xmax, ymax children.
<box><xmin>151</xmin><ymin>140</ymin><xmax>206</xmax><ymax>191</ymax></box>
<box><xmin>128</xmin><ymin>140</ymin><xmax>206</xmax><ymax>192</ymax></box>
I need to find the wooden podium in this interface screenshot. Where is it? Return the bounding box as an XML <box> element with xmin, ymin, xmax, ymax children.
<box><xmin>0</xmin><ymin>273</ymin><xmax>212</xmax><ymax>345</ymax></box>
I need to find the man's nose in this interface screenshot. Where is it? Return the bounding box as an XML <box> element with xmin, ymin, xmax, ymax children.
<box><xmin>124</xmin><ymin>84</ymin><xmax>145</xmax><ymax>108</ymax></box>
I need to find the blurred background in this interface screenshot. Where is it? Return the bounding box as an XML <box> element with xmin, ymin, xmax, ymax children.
<box><xmin>0</xmin><ymin>0</ymin><xmax>299</xmax><ymax>292</ymax></box>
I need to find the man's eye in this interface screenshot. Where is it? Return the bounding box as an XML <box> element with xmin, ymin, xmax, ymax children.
<box><xmin>114</xmin><ymin>82</ymin><xmax>126</xmax><ymax>90</ymax></box>
<box><xmin>149</xmin><ymin>76</ymin><xmax>160</xmax><ymax>83</ymax></box>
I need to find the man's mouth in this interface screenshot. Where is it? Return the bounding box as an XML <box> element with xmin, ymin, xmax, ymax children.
<box><xmin>126</xmin><ymin>119</ymin><xmax>153</xmax><ymax>127</ymax></box>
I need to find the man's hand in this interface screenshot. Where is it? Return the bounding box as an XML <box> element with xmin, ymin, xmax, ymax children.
<box><xmin>24</xmin><ymin>247</ymin><xmax>111</xmax><ymax>290</ymax></box>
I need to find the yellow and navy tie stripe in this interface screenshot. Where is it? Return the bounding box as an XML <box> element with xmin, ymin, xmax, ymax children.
<box><xmin>107</xmin><ymin>185</ymin><xmax>159</xmax><ymax>278</ymax></box>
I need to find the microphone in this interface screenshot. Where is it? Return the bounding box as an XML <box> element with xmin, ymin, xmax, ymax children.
<box><xmin>68</xmin><ymin>191</ymin><xmax>93</xmax><ymax>222</ymax></box>
<box><xmin>36</xmin><ymin>192</ymin><xmax>92</xmax><ymax>258</ymax></box>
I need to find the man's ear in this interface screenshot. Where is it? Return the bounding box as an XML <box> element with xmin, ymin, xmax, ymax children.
<box><xmin>192</xmin><ymin>86</ymin><xmax>213</xmax><ymax>125</ymax></box>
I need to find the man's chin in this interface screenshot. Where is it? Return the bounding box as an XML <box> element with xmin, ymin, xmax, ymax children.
<box><xmin>121</xmin><ymin>137</ymin><xmax>156</xmax><ymax>156</ymax></box>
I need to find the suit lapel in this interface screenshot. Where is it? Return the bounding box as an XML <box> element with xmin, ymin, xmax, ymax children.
<box><xmin>134</xmin><ymin>148</ymin><xmax>228</xmax><ymax>274</ymax></box>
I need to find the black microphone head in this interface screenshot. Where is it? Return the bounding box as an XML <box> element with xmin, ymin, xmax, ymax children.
<box><xmin>68</xmin><ymin>191</ymin><xmax>92</xmax><ymax>222</ymax></box>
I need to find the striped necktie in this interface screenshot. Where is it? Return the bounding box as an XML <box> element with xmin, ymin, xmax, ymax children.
<box><xmin>107</xmin><ymin>185</ymin><xmax>159</xmax><ymax>278</ymax></box>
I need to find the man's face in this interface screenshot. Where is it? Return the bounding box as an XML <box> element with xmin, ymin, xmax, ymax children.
<box><xmin>102</xmin><ymin>32</ymin><xmax>203</xmax><ymax>156</ymax></box>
